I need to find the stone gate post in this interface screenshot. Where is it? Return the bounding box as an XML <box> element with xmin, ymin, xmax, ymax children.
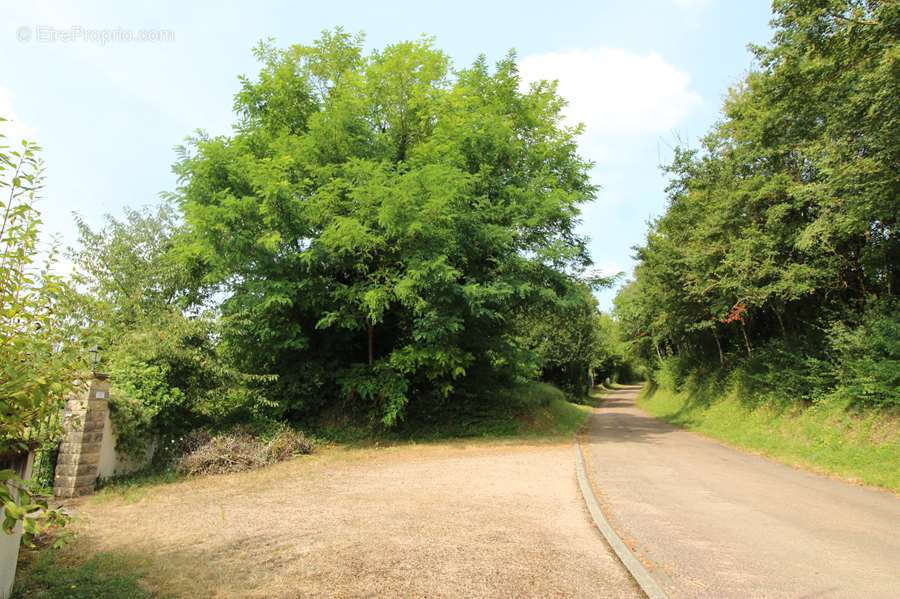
<box><xmin>53</xmin><ymin>376</ymin><xmax>109</xmax><ymax>498</ymax></box>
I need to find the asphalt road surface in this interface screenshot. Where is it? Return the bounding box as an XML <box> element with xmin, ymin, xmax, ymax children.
<box><xmin>582</xmin><ymin>385</ymin><xmax>900</xmax><ymax>598</ymax></box>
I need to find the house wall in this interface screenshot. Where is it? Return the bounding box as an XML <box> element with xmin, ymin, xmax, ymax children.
<box><xmin>97</xmin><ymin>413</ymin><xmax>154</xmax><ymax>480</ymax></box>
<box><xmin>0</xmin><ymin>451</ymin><xmax>34</xmax><ymax>599</ymax></box>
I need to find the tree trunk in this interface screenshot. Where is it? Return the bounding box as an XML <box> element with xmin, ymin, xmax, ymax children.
<box><xmin>713</xmin><ymin>328</ymin><xmax>724</xmax><ymax>366</ymax></box>
<box><xmin>774</xmin><ymin>308</ymin><xmax>787</xmax><ymax>341</ymax></box>
<box><xmin>367</xmin><ymin>321</ymin><xmax>374</xmax><ymax>366</ymax></box>
<box><xmin>740</xmin><ymin>322</ymin><xmax>752</xmax><ymax>356</ymax></box>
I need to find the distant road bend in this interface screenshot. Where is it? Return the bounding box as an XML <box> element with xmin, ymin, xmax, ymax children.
<box><xmin>582</xmin><ymin>385</ymin><xmax>900</xmax><ymax>599</ymax></box>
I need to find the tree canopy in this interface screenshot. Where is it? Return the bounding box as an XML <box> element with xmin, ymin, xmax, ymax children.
<box><xmin>173</xmin><ymin>31</ymin><xmax>598</xmax><ymax>425</ymax></box>
<box><xmin>616</xmin><ymin>0</ymin><xmax>899</xmax><ymax>407</ymax></box>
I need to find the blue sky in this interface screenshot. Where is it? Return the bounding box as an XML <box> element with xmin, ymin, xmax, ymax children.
<box><xmin>1</xmin><ymin>0</ymin><xmax>773</xmax><ymax>309</ymax></box>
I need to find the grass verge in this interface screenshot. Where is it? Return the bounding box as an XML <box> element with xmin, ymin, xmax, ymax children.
<box><xmin>640</xmin><ymin>385</ymin><xmax>900</xmax><ymax>492</ymax></box>
<box><xmin>12</xmin><ymin>545</ymin><xmax>159</xmax><ymax>599</ymax></box>
<box><xmin>515</xmin><ymin>397</ymin><xmax>593</xmax><ymax>437</ymax></box>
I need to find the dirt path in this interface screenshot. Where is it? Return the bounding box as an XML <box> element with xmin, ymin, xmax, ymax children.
<box><xmin>582</xmin><ymin>385</ymin><xmax>900</xmax><ymax>598</ymax></box>
<box><xmin>71</xmin><ymin>441</ymin><xmax>641</xmax><ymax>598</ymax></box>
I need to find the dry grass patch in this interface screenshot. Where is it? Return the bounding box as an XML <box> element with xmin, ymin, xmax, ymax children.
<box><xmin>58</xmin><ymin>442</ymin><xmax>639</xmax><ymax>598</ymax></box>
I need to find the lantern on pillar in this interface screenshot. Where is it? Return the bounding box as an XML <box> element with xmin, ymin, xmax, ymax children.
<box><xmin>89</xmin><ymin>345</ymin><xmax>102</xmax><ymax>375</ymax></box>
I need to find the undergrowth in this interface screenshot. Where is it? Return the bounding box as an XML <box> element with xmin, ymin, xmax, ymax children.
<box><xmin>313</xmin><ymin>382</ymin><xmax>591</xmax><ymax>442</ymax></box>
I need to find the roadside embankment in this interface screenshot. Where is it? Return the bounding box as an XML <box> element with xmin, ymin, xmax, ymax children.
<box><xmin>640</xmin><ymin>384</ymin><xmax>900</xmax><ymax>492</ymax></box>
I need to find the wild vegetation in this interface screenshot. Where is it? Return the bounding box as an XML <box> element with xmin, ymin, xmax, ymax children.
<box><xmin>3</xmin><ymin>29</ymin><xmax>632</xmax><ymax>523</ymax></box>
<box><xmin>70</xmin><ymin>203</ymin><xmax>275</xmax><ymax>458</ymax></box>
<box><xmin>0</xmin><ymin>130</ymin><xmax>79</xmax><ymax>538</ymax></box>
<box><xmin>616</xmin><ymin>0</ymin><xmax>899</xmax><ymax>481</ymax></box>
<box><xmin>168</xmin><ymin>31</ymin><xmax>620</xmax><ymax>432</ymax></box>
<box><xmin>4</xmin><ymin>2</ymin><xmax>900</xmax><ymax>596</ymax></box>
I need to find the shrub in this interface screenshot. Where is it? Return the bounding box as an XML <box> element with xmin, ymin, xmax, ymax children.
<box><xmin>654</xmin><ymin>355</ymin><xmax>693</xmax><ymax>392</ymax></box>
<box><xmin>487</xmin><ymin>381</ymin><xmax>567</xmax><ymax>412</ymax></box>
<box><xmin>830</xmin><ymin>301</ymin><xmax>900</xmax><ymax>409</ymax></box>
<box><xmin>1</xmin><ymin>131</ymin><xmax>79</xmax><ymax>538</ymax></box>
<box><xmin>106</xmin><ymin>314</ymin><xmax>277</xmax><ymax>458</ymax></box>
<box><xmin>527</xmin><ymin>382</ymin><xmax>568</xmax><ymax>407</ymax></box>
<box><xmin>174</xmin><ymin>428</ymin><xmax>313</xmax><ymax>476</ymax></box>
<box><xmin>266</xmin><ymin>428</ymin><xmax>314</xmax><ymax>462</ymax></box>
<box><xmin>737</xmin><ymin>339</ymin><xmax>834</xmax><ymax>406</ymax></box>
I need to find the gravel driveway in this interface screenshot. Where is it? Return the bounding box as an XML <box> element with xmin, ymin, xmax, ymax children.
<box><xmin>72</xmin><ymin>441</ymin><xmax>641</xmax><ymax>598</ymax></box>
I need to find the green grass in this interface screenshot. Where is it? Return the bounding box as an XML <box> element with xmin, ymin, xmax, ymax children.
<box><xmin>640</xmin><ymin>385</ymin><xmax>900</xmax><ymax>492</ymax></box>
<box><xmin>316</xmin><ymin>382</ymin><xmax>593</xmax><ymax>443</ymax></box>
<box><xmin>514</xmin><ymin>397</ymin><xmax>593</xmax><ymax>437</ymax></box>
<box><xmin>92</xmin><ymin>468</ymin><xmax>182</xmax><ymax>503</ymax></box>
<box><xmin>446</xmin><ymin>382</ymin><xmax>593</xmax><ymax>438</ymax></box>
<box><xmin>12</xmin><ymin>548</ymin><xmax>158</xmax><ymax>599</ymax></box>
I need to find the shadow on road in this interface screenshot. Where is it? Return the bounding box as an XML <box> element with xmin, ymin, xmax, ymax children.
<box><xmin>585</xmin><ymin>386</ymin><xmax>679</xmax><ymax>445</ymax></box>
<box><xmin>595</xmin><ymin>399</ymin><xmax>632</xmax><ymax>408</ymax></box>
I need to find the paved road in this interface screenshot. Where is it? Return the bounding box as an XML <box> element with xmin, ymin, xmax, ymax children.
<box><xmin>582</xmin><ymin>385</ymin><xmax>900</xmax><ymax>599</ymax></box>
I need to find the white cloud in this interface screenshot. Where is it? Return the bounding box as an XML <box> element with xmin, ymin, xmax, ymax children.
<box><xmin>518</xmin><ymin>48</ymin><xmax>701</xmax><ymax>141</ymax></box>
<box><xmin>594</xmin><ymin>260</ymin><xmax>626</xmax><ymax>278</ymax></box>
<box><xmin>0</xmin><ymin>86</ymin><xmax>37</xmax><ymax>145</ymax></box>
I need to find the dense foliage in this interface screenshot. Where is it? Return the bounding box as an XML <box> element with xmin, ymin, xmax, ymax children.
<box><xmin>516</xmin><ymin>282</ymin><xmax>633</xmax><ymax>395</ymax></box>
<box><xmin>616</xmin><ymin>0</ymin><xmax>899</xmax><ymax>408</ymax></box>
<box><xmin>70</xmin><ymin>204</ymin><xmax>274</xmax><ymax>454</ymax></box>
<box><xmin>172</xmin><ymin>31</ymin><xmax>599</xmax><ymax>426</ymax></box>
<box><xmin>0</xmin><ymin>33</ymin><xmax>629</xmax><ymax>494</ymax></box>
<box><xmin>1</xmin><ymin>124</ymin><xmax>76</xmax><ymax>539</ymax></box>
<box><xmin>0</xmin><ymin>133</ymin><xmax>83</xmax><ymax>453</ymax></box>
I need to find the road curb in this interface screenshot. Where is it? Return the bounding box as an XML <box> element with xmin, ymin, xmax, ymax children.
<box><xmin>574</xmin><ymin>441</ymin><xmax>669</xmax><ymax>599</ymax></box>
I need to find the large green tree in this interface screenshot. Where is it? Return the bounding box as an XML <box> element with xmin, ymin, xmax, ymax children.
<box><xmin>174</xmin><ymin>31</ymin><xmax>596</xmax><ymax>425</ymax></box>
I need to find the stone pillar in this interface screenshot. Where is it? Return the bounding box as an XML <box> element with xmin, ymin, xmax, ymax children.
<box><xmin>53</xmin><ymin>377</ymin><xmax>109</xmax><ymax>498</ymax></box>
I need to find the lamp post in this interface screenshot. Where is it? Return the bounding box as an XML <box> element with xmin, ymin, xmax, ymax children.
<box><xmin>89</xmin><ymin>345</ymin><xmax>104</xmax><ymax>378</ymax></box>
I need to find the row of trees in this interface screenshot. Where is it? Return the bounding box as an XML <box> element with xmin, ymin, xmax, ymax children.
<box><xmin>616</xmin><ymin>0</ymin><xmax>898</xmax><ymax>408</ymax></box>
<box><xmin>69</xmin><ymin>197</ymin><xmax>631</xmax><ymax>453</ymax></box>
